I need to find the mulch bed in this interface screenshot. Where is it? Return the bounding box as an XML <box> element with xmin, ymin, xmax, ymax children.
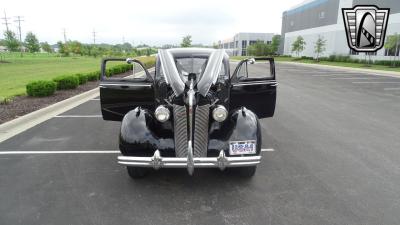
<box><xmin>0</xmin><ymin>71</ymin><xmax>131</xmax><ymax>125</ymax></box>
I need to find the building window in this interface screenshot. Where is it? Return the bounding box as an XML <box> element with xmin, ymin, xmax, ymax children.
<box><xmin>230</xmin><ymin>42</ymin><xmax>234</xmax><ymax>48</ymax></box>
<box><xmin>235</xmin><ymin>41</ymin><xmax>238</xmax><ymax>48</ymax></box>
<box><xmin>367</xmin><ymin>51</ymin><xmax>377</xmax><ymax>56</ymax></box>
<box><xmin>319</xmin><ymin>11</ymin><xmax>325</xmax><ymax>19</ymax></box>
<box><xmin>267</xmin><ymin>41</ymin><xmax>272</xmax><ymax>44</ymax></box>
<box><xmin>249</xmin><ymin>40</ymin><xmax>257</xmax><ymax>45</ymax></box>
<box><xmin>241</xmin><ymin>49</ymin><xmax>246</xmax><ymax>56</ymax></box>
<box><xmin>242</xmin><ymin>40</ymin><xmax>247</xmax><ymax>49</ymax></box>
<box><xmin>385</xmin><ymin>48</ymin><xmax>399</xmax><ymax>56</ymax></box>
<box><xmin>290</xmin><ymin>21</ymin><xmax>294</xmax><ymax>26</ymax></box>
<box><xmin>350</xmin><ymin>49</ymin><xmax>359</xmax><ymax>55</ymax></box>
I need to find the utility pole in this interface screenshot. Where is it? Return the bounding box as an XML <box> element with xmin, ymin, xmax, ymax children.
<box><xmin>1</xmin><ymin>10</ymin><xmax>11</xmax><ymax>32</ymax></box>
<box><xmin>92</xmin><ymin>29</ymin><xmax>96</xmax><ymax>44</ymax></box>
<box><xmin>63</xmin><ymin>28</ymin><xmax>67</xmax><ymax>43</ymax></box>
<box><xmin>14</xmin><ymin>16</ymin><xmax>24</xmax><ymax>57</ymax></box>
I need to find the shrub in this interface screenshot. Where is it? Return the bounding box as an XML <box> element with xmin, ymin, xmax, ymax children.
<box><xmin>87</xmin><ymin>71</ymin><xmax>100</xmax><ymax>81</ymax></box>
<box><xmin>75</xmin><ymin>73</ymin><xmax>88</xmax><ymax>85</ymax></box>
<box><xmin>301</xmin><ymin>56</ymin><xmax>314</xmax><ymax>60</ymax></box>
<box><xmin>106</xmin><ymin>68</ymin><xmax>112</xmax><ymax>77</ymax></box>
<box><xmin>53</xmin><ymin>75</ymin><xmax>79</xmax><ymax>90</ymax></box>
<box><xmin>26</xmin><ymin>80</ymin><xmax>57</xmax><ymax>97</ymax></box>
<box><xmin>111</xmin><ymin>66</ymin><xmax>122</xmax><ymax>74</ymax></box>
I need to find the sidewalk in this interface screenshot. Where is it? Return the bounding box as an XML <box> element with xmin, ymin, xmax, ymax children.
<box><xmin>277</xmin><ymin>61</ymin><xmax>400</xmax><ymax>78</ymax></box>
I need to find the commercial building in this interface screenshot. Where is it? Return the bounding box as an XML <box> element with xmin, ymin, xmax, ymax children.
<box><xmin>218</xmin><ymin>32</ymin><xmax>274</xmax><ymax>56</ymax></box>
<box><xmin>281</xmin><ymin>0</ymin><xmax>400</xmax><ymax>60</ymax></box>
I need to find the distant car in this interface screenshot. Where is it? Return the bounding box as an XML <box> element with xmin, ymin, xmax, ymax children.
<box><xmin>99</xmin><ymin>48</ymin><xmax>277</xmax><ymax>178</ymax></box>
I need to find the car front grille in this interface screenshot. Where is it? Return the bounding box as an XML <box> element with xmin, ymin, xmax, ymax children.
<box><xmin>194</xmin><ymin>104</ymin><xmax>209</xmax><ymax>157</ymax></box>
<box><xmin>173</xmin><ymin>104</ymin><xmax>209</xmax><ymax>157</ymax></box>
<box><xmin>173</xmin><ymin>105</ymin><xmax>187</xmax><ymax>157</ymax></box>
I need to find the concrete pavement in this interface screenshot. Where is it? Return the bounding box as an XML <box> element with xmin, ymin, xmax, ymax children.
<box><xmin>0</xmin><ymin>63</ymin><xmax>399</xmax><ymax>225</ymax></box>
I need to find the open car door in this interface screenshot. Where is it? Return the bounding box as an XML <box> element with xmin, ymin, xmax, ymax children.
<box><xmin>100</xmin><ymin>58</ymin><xmax>154</xmax><ymax>121</ymax></box>
<box><xmin>230</xmin><ymin>57</ymin><xmax>277</xmax><ymax>118</ymax></box>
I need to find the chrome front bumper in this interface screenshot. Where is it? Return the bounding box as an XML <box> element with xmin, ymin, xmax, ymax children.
<box><xmin>118</xmin><ymin>150</ymin><xmax>261</xmax><ymax>175</ymax></box>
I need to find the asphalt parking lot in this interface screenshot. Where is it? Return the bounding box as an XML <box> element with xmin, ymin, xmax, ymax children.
<box><xmin>1</xmin><ymin>63</ymin><xmax>400</xmax><ymax>225</ymax></box>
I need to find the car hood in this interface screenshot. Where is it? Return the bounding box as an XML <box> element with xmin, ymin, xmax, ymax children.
<box><xmin>158</xmin><ymin>49</ymin><xmax>225</xmax><ymax>97</ymax></box>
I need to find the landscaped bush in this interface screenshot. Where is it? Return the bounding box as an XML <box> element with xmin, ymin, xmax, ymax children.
<box><xmin>26</xmin><ymin>80</ymin><xmax>57</xmax><ymax>97</ymax></box>
<box><xmin>75</xmin><ymin>73</ymin><xmax>88</xmax><ymax>85</ymax></box>
<box><xmin>87</xmin><ymin>71</ymin><xmax>100</xmax><ymax>81</ymax></box>
<box><xmin>301</xmin><ymin>56</ymin><xmax>314</xmax><ymax>60</ymax></box>
<box><xmin>140</xmin><ymin>57</ymin><xmax>156</xmax><ymax>69</ymax></box>
<box><xmin>53</xmin><ymin>75</ymin><xmax>79</xmax><ymax>90</ymax></box>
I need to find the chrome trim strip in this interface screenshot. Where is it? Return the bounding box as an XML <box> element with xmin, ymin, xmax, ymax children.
<box><xmin>232</xmin><ymin>81</ymin><xmax>278</xmax><ymax>86</ymax></box>
<box><xmin>118</xmin><ymin>150</ymin><xmax>261</xmax><ymax>172</ymax></box>
<box><xmin>99</xmin><ymin>83</ymin><xmax>152</xmax><ymax>87</ymax></box>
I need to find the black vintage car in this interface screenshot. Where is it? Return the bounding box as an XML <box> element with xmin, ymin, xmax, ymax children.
<box><xmin>99</xmin><ymin>48</ymin><xmax>277</xmax><ymax>178</ymax></box>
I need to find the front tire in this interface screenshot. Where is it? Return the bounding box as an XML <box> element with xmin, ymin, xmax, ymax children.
<box><xmin>236</xmin><ymin>166</ymin><xmax>257</xmax><ymax>178</ymax></box>
<box><xmin>127</xmin><ymin>166</ymin><xmax>149</xmax><ymax>179</ymax></box>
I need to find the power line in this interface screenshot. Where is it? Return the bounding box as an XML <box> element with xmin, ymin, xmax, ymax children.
<box><xmin>14</xmin><ymin>16</ymin><xmax>24</xmax><ymax>57</ymax></box>
<box><xmin>1</xmin><ymin>10</ymin><xmax>11</xmax><ymax>32</ymax></box>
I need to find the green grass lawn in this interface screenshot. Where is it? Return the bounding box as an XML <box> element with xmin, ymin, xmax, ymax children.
<box><xmin>230</xmin><ymin>56</ymin><xmax>400</xmax><ymax>73</ymax></box>
<box><xmin>0</xmin><ymin>53</ymin><xmax>124</xmax><ymax>98</ymax></box>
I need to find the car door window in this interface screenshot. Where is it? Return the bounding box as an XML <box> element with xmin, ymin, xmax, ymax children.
<box><xmin>236</xmin><ymin>59</ymin><xmax>274</xmax><ymax>81</ymax></box>
<box><xmin>102</xmin><ymin>60</ymin><xmax>152</xmax><ymax>82</ymax></box>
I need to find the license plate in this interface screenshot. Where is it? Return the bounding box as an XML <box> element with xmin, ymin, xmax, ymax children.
<box><xmin>229</xmin><ymin>140</ymin><xmax>257</xmax><ymax>155</ymax></box>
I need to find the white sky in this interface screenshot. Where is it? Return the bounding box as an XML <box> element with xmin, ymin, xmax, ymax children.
<box><xmin>1</xmin><ymin>0</ymin><xmax>304</xmax><ymax>46</ymax></box>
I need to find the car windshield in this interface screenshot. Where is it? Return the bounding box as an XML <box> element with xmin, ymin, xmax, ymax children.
<box><xmin>174</xmin><ymin>57</ymin><xmax>226</xmax><ymax>82</ymax></box>
<box><xmin>175</xmin><ymin>57</ymin><xmax>208</xmax><ymax>80</ymax></box>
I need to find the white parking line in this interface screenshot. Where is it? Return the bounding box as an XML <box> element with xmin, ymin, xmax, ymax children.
<box><xmin>54</xmin><ymin>115</ymin><xmax>102</xmax><ymax>118</ymax></box>
<box><xmin>312</xmin><ymin>74</ymin><xmax>360</xmax><ymax>77</ymax></box>
<box><xmin>0</xmin><ymin>150</ymin><xmax>120</xmax><ymax>155</ymax></box>
<box><xmin>352</xmin><ymin>82</ymin><xmax>400</xmax><ymax>84</ymax></box>
<box><xmin>0</xmin><ymin>149</ymin><xmax>275</xmax><ymax>155</ymax></box>
<box><xmin>384</xmin><ymin>87</ymin><xmax>400</xmax><ymax>91</ymax></box>
<box><xmin>330</xmin><ymin>77</ymin><xmax>381</xmax><ymax>80</ymax></box>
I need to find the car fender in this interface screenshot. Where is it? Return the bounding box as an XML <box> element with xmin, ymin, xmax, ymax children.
<box><xmin>208</xmin><ymin>107</ymin><xmax>262</xmax><ymax>156</ymax></box>
<box><xmin>119</xmin><ymin>107</ymin><xmax>174</xmax><ymax>156</ymax></box>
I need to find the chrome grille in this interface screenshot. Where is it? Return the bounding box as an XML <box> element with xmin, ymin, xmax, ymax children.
<box><xmin>173</xmin><ymin>105</ymin><xmax>187</xmax><ymax>157</ymax></box>
<box><xmin>194</xmin><ymin>104</ymin><xmax>209</xmax><ymax>157</ymax></box>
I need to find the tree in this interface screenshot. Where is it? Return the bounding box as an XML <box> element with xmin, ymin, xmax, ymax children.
<box><xmin>40</xmin><ymin>42</ymin><xmax>53</xmax><ymax>53</ymax></box>
<box><xmin>384</xmin><ymin>33</ymin><xmax>400</xmax><ymax>67</ymax></box>
<box><xmin>180</xmin><ymin>35</ymin><xmax>192</xmax><ymax>48</ymax></box>
<box><xmin>68</xmin><ymin>41</ymin><xmax>83</xmax><ymax>55</ymax></box>
<box><xmin>57</xmin><ymin>41</ymin><xmax>69</xmax><ymax>56</ymax></box>
<box><xmin>291</xmin><ymin>36</ymin><xmax>306</xmax><ymax>57</ymax></box>
<box><xmin>24</xmin><ymin>32</ymin><xmax>40</xmax><ymax>53</ymax></box>
<box><xmin>314</xmin><ymin>35</ymin><xmax>326</xmax><ymax>62</ymax></box>
<box><xmin>247</xmin><ymin>40</ymin><xmax>271</xmax><ymax>56</ymax></box>
<box><xmin>121</xmin><ymin>42</ymin><xmax>133</xmax><ymax>52</ymax></box>
<box><xmin>3</xmin><ymin>31</ymin><xmax>19</xmax><ymax>51</ymax></box>
<box><xmin>271</xmin><ymin>35</ymin><xmax>281</xmax><ymax>55</ymax></box>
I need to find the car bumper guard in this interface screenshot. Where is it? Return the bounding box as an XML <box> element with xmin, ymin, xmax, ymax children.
<box><xmin>118</xmin><ymin>150</ymin><xmax>261</xmax><ymax>174</ymax></box>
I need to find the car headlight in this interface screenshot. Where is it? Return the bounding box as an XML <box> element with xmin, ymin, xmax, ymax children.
<box><xmin>155</xmin><ymin>105</ymin><xmax>170</xmax><ymax>122</ymax></box>
<box><xmin>212</xmin><ymin>105</ymin><xmax>228</xmax><ymax>122</ymax></box>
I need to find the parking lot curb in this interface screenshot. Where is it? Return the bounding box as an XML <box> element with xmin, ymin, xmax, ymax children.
<box><xmin>277</xmin><ymin>61</ymin><xmax>400</xmax><ymax>78</ymax></box>
<box><xmin>0</xmin><ymin>88</ymin><xmax>99</xmax><ymax>143</ymax></box>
